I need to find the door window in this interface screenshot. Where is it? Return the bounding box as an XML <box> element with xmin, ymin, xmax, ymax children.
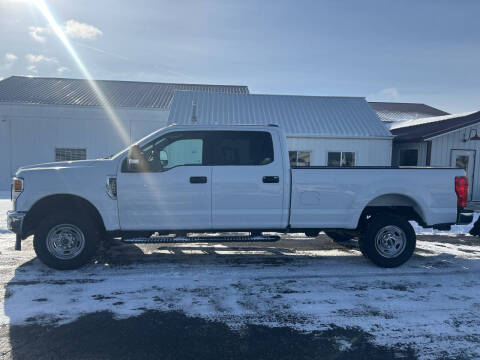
<box><xmin>455</xmin><ymin>155</ymin><xmax>469</xmax><ymax>173</ymax></box>
<box><xmin>127</xmin><ymin>131</ymin><xmax>205</xmax><ymax>172</ymax></box>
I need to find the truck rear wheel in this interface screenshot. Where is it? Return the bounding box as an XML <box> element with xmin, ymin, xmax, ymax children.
<box><xmin>359</xmin><ymin>215</ymin><xmax>416</xmax><ymax>268</ymax></box>
<box><xmin>33</xmin><ymin>212</ymin><xmax>100</xmax><ymax>270</ymax></box>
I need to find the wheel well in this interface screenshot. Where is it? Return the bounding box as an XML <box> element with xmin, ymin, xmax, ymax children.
<box><xmin>23</xmin><ymin>194</ymin><xmax>106</xmax><ymax>237</ymax></box>
<box><xmin>357</xmin><ymin>194</ymin><xmax>425</xmax><ymax>231</ymax></box>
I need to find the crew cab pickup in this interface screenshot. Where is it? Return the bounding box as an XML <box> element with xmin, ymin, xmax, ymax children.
<box><xmin>7</xmin><ymin>124</ymin><xmax>473</xmax><ymax>269</ymax></box>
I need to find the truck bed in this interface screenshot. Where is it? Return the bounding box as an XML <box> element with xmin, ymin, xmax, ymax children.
<box><xmin>290</xmin><ymin>166</ymin><xmax>464</xmax><ymax>229</ymax></box>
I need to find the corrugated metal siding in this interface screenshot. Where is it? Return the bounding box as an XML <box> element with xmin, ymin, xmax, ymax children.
<box><xmin>430</xmin><ymin>125</ymin><xmax>480</xmax><ymax>201</ymax></box>
<box><xmin>168</xmin><ymin>91</ymin><xmax>392</xmax><ymax>138</ymax></box>
<box><xmin>0</xmin><ymin>76</ymin><xmax>249</xmax><ymax>109</ymax></box>
<box><xmin>287</xmin><ymin>137</ymin><xmax>391</xmax><ymax>166</ymax></box>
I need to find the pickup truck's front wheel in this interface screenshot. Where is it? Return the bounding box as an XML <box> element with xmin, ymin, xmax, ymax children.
<box><xmin>33</xmin><ymin>213</ymin><xmax>100</xmax><ymax>270</ymax></box>
<box><xmin>359</xmin><ymin>215</ymin><xmax>416</xmax><ymax>268</ymax></box>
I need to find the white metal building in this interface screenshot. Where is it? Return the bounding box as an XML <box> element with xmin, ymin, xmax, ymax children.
<box><xmin>0</xmin><ymin>76</ymin><xmax>394</xmax><ymax>190</ymax></box>
<box><xmin>167</xmin><ymin>91</ymin><xmax>393</xmax><ymax>168</ymax></box>
<box><xmin>0</xmin><ymin>76</ymin><xmax>248</xmax><ymax>189</ymax></box>
<box><xmin>391</xmin><ymin>111</ymin><xmax>480</xmax><ymax>201</ymax></box>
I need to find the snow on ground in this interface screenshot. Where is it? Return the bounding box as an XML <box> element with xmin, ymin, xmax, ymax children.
<box><xmin>1</xmin><ymin>194</ymin><xmax>480</xmax><ymax>359</ymax></box>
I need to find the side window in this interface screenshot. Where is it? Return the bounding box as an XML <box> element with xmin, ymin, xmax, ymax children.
<box><xmin>289</xmin><ymin>151</ymin><xmax>311</xmax><ymax>166</ymax></box>
<box><xmin>55</xmin><ymin>148</ymin><xmax>86</xmax><ymax>161</ymax></box>
<box><xmin>327</xmin><ymin>152</ymin><xmax>355</xmax><ymax>167</ymax></box>
<box><xmin>126</xmin><ymin>131</ymin><xmax>205</xmax><ymax>172</ymax></box>
<box><xmin>210</xmin><ymin>131</ymin><xmax>274</xmax><ymax>165</ymax></box>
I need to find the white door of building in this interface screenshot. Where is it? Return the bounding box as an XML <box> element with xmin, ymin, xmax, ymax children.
<box><xmin>451</xmin><ymin>150</ymin><xmax>475</xmax><ymax>201</ymax></box>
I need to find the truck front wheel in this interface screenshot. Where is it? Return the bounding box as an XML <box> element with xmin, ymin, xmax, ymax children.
<box><xmin>359</xmin><ymin>215</ymin><xmax>416</xmax><ymax>268</ymax></box>
<box><xmin>33</xmin><ymin>213</ymin><xmax>100</xmax><ymax>270</ymax></box>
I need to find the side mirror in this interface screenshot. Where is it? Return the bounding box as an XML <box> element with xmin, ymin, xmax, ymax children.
<box><xmin>159</xmin><ymin>150</ymin><xmax>168</xmax><ymax>167</ymax></box>
<box><xmin>126</xmin><ymin>145</ymin><xmax>144</xmax><ymax>171</ymax></box>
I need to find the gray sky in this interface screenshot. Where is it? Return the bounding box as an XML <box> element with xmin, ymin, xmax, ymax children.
<box><xmin>0</xmin><ymin>0</ymin><xmax>479</xmax><ymax>113</ymax></box>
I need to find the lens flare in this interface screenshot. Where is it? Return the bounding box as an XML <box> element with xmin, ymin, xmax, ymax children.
<box><xmin>33</xmin><ymin>0</ymin><xmax>130</xmax><ymax>146</ymax></box>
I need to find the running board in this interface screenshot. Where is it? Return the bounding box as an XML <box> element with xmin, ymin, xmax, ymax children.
<box><xmin>122</xmin><ymin>235</ymin><xmax>280</xmax><ymax>244</ymax></box>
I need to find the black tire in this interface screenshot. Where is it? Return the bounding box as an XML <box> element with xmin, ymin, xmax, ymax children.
<box><xmin>305</xmin><ymin>230</ymin><xmax>319</xmax><ymax>238</ymax></box>
<box><xmin>359</xmin><ymin>215</ymin><xmax>416</xmax><ymax>268</ymax></box>
<box><xmin>325</xmin><ymin>231</ymin><xmax>351</xmax><ymax>243</ymax></box>
<box><xmin>33</xmin><ymin>212</ymin><xmax>100</xmax><ymax>270</ymax></box>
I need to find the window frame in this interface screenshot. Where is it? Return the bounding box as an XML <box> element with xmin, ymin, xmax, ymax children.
<box><xmin>289</xmin><ymin>150</ymin><xmax>311</xmax><ymax>167</ymax></box>
<box><xmin>326</xmin><ymin>151</ymin><xmax>356</xmax><ymax>167</ymax></box>
<box><xmin>55</xmin><ymin>147</ymin><xmax>87</xmax><ymax>162</ymax></box>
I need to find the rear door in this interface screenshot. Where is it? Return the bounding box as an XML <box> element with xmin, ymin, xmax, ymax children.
<box><xmin>210</xmin><ymin>130</ymin><xmax>285</xmax><ymax>229</ymax></box>
<box><xmin>451</xmin><ymin>149</ymin><xmax>475</xmax><ymax>200</ymax></box>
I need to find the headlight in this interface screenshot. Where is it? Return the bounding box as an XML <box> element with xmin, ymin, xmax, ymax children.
<box><xmin>12</xmin><ymin>177</ymin><xmax>23</xmax><ymax>202</ymax></box>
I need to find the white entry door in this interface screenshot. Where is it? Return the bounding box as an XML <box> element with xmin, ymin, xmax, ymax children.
<box><xmin>451</xmin><ymin>150</ymin><xmax>475</xmax><ymax>200</ymax></box>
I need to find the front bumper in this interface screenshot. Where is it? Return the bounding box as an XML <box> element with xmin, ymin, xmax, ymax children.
<box><xmin>457</xmin><ymin>209</ymin><xmax>474</xmax><ymax>225</ymax></box>
<box><xmin>7</xmin><ymin>211</ymin><xmax>26</xmax><ymax>234</ymax></box>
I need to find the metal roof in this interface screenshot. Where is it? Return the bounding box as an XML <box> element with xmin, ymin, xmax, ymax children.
<box><xmin>168</xmin><ymin>91</ymin><xmax>392</xmax><ymax>138</ymax></box>
<box><xmin>0</xmin><ymin>76</ymin><xmax>249</xmax><ymax>109</ymax></box>
<box><xmin>391</xmin><ymin>111</ymin><xmax>480</xmax><ymax>142</ymax></box>
<box><xmin>368</xmin><ymin>102</ymin><xmax>449</xmax><ymax>123</ymax></box>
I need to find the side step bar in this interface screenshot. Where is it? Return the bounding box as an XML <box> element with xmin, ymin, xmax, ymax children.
<box><xmin>122</xmin><ymin>235</ymin><xmax>280</xmax><ymax>244</ymax></box>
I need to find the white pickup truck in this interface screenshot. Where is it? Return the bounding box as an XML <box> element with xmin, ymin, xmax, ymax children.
<box><xmin>7</xmin><ymin>124</ymin><xmax>473</xmax><ymax>269</ymax></box>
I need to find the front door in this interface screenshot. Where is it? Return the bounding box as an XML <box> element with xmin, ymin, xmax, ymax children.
<box><xmin>117</xmin><ymin>131</ymin><xmax>211</xmax><ymax>230</ymax></box>
<box><xmin>451</xmin><ymin>149</ymin><xmax>475</xmax><ymax>200</ymax></box>
<box><xmin>209</xmin><ymin>130</ymin><xmax>285</xmax><ymax>229</ymax></box>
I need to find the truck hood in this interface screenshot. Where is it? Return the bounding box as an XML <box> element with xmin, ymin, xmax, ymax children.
<box><xmin>16</xmin><ymin>159</ymin><xmax>119</xmax><ymax>178</ymax></box>
<box><xmin>19</xmin><ymin>160</ymin><xmax>105</xmax><ymax>171</ymax></box>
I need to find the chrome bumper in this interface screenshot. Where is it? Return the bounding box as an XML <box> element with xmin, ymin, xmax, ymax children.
<box><xmin>7</xmin><ymin>211</ymin><xmax>26</xmax><ymax>234</ymax></box>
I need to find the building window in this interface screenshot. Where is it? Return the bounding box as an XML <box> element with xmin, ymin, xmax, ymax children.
<box><xmin>327</xmin><ymin>152</ymin><xmax>355</xmax><ymax>167</ymax></box>
<box><xmin>399</xmin><ymin>149</ymin><xmax>418</xmax><ymax>166</ymax></box>
<box><xmin>55</xmin><ymin>148</ymin><xmax>87</xmax><ymax>162</ymax></box>
<box><xmin>289</xmin><ymin>151</ymin><xmax>311</xmax><ymax>166</ymax></box>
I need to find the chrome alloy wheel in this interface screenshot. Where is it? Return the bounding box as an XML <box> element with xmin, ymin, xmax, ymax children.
<box><xmin>374</xmin><ymin>225</ymin><xmax>407</xmax><ymax>258</ymax></box>
<box><xmin>46</xmin><ymin>224</ymin><xmax>86</xmax><ymax>260</ymax></box>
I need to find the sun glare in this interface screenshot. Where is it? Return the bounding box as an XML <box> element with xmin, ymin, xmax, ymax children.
<box><xmin>32</xmin><ymin>0</ymin><xmax>131</xmax><ymax>146</ymax></box>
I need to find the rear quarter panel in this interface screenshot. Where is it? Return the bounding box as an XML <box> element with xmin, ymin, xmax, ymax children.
<box><xmin>290</xmin><ymin>167</ymin><xmax>464</xmax><ymax>229</ymax></box>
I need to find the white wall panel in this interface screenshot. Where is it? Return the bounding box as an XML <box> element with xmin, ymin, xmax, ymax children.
<box><xmin>0</xmin><ymin>103</ymin><xmax>169</xmax><ymax>189</ymax></box>
<box><xmin>286</xmin><ymin>137</ymin><xmax>392</xmax><ymax>166</ymax></box>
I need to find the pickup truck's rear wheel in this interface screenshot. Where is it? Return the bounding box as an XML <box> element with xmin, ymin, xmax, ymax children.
<box><xmin>359</xmin><ymin>215</ymin><xmax>415</xmax><ymax>268</ymax></box>
<box><xmin>33</xmin><ymin>213</ymin><xmax>100</xmax><ymax>270</ymax></box>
